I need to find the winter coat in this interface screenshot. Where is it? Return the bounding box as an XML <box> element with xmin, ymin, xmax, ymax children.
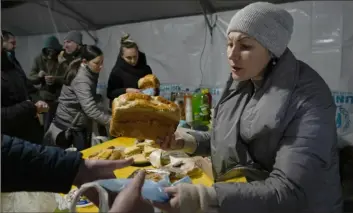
<box><xmin>1</xmin><ymin>134</ymin><xmax>82</xmax><ymax>193</ymax></box>
<box><xmin>106</xmin><ymin>51</ymin><xmax>152</xmax><ymax>105</ymax></box>
<box><xmin>188</xmin><ymin>49</ymin><xmax>342</xmax><ymax>213</ymax></box>
<box><xmin>1</xmin><ymin>50</ymin><xmax>43</xmax><ymax>143</ymax></box>
<box><xmin>28</xmin><ymin>36</ymin><xmax>64</xmax><ymax>101</ymax></box>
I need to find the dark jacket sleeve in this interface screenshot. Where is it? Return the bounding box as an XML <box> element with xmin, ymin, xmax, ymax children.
<box><xmin>54</xmin><ymin>59</ymin><xmax>67</xmax><ymax>86</ymax></box>
<box><xmin>1</xmin><ymin>101</ymin><xmax>37</xmax><ymax>126</ymax></box>
<box><xmin>25</xmin><ymin>76</ymin><xmax>41</xmax><ymax>103</ymax></box>
<box><xmin>145</xmin><ymin>65</ymin><xmax>153</xmax><ymax>75</ymax></box>
<box><xmin>1</xmin><ymin>135</ymin><xmax>83</xmax><ymax>193</ymax></box>
<box><xmin>106</xmin><ymin>69</ymin><xmax>126</xmax><ymax>100</ymax></box>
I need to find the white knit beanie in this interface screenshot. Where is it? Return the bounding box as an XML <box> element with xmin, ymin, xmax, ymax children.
<box><xmin>227</xmin><ymin>2</ymin><xmax>294</xmax><ymax>57</ymax></box>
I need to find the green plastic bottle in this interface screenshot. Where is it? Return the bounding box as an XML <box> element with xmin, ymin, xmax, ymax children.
<box><xmin>192</xmin><ymin>89</ymin><xmax>202</xmax><ymax>125</ymax></box>
<box><xmin>200</xmin><ymin>89</ymin><xmax>210</xmax><ymax>125</ymax></box>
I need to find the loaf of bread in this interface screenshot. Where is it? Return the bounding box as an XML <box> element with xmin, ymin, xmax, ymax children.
<box><xmin>110</xmin><ymin>93</ymin><xmax>180</xmax><ymax>140</ymax></box>
<box><xmin>138</xmin><ymin>74</ymin><xmax>160</xmax><ymax>90</ymax></box>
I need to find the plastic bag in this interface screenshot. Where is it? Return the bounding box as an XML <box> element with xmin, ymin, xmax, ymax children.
<box><xmin>1</xmin><ymin>192</ymin><xmax>58</xmax><ymax>212</ymax></box>
<box><xmin>70</xmin><ymin>176</ymin><xmax>192</xmax><ymax>212</ymax></box>
<box><xmin>97</xmin><ymin>175</ymin><xmax>191</xmax><ymax>203</ymax></box>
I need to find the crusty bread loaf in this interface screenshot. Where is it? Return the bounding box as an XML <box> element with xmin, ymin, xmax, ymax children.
<box><xmin>138</xmin><ymin>74</ymin><xmax>160</xmax><ymax>90</ymax></box>
<box><xmin>110</xmin><ymin>93</ymin><xmax>180</xmax><ymax>140</ymax></box>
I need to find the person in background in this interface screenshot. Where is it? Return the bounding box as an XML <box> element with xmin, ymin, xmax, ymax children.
<box><xmin>45</xmin><ymin>45</ymin><xmax>111</xmax><ymax>151</ymax></box>
<box><xmin>28</xmin><ymin>36</ymin><xmax>64</xmax><ymax>132</ymax></box>
<box><xmin>1</xmin><ymin>31</ymin><xmax>48</xmax><ymax>143</ymax></box>
<box><xmin>107</xmin><ymin>34</ymin><xmax>153</xmax><ymax>106</ymax></box>
<box><xmin>1</xmin><ymin>134</ymin><xmax>154</xmax><ymax>213</ymax></box>
<box><xmin>155</xmin><ymin>2</ymin><xmax>342</xmax><ymax>213</ymax></box>
<box><xmin>57</xmin><ymin>30</ymin><xmax>83</xmax><ymax>80</ymax></box>
<box><xmin>1</xmin><ymin>30</ymin><xmax>22</xmax><ymax>70</ymax></box>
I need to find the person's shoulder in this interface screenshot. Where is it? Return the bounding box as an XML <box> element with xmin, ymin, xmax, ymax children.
<box><xmin>72</xmin><ymin>66</ymin><xmax>91</xmax><ymax>84</ymax></box>
<box><xmin>32</xmin><ymin>53</ymin><xmax>44</xmax><ymax>64</ymax></box>
<box><xmin>292</xmin><ymin>60</ymin><xmax>335</xmax><ymax>111</ymax></box>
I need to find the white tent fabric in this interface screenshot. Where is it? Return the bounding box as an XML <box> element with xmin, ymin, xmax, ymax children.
<box><xmin>10</xmin><ymin>1</ymin><xmax>353</xmax><ymax>145</ymax></box>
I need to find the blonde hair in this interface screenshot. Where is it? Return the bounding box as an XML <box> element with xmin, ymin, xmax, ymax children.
<box><xmin>119</xmin><ymin>33</ymin><xmax>138</xmax><ymax>54</ymax></box>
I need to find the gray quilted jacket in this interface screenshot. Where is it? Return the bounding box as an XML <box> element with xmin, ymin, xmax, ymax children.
<box><xmin>188</xmin><ymin>49</ymin><xmax>342</xmax><ymax>213</ymax></box>
<box><xmin>55</xmin><ymin>64</ymin><xmax>111</xmax><ymax>128</ymax></box>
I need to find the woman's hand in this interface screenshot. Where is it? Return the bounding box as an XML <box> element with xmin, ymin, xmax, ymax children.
<box><xmin>156</xmin><ymin>131</ymin><xmax>185</xmax><ymax>150</ymax></box>
<box><xmin>126</xmin><ymin>88</ymin><xmax>141</xmax><ymax>93</ymax></box>
<box><xmin>153</xmin><ymin>184</ymin><xmax>219</xmax><ymax>213</ymax></box>
<box><xmin>153</xmin><ymin>186</ymin><xmax>181</xmax><ymax>213</ymax></box>
<box><xmin>38</xmin><ymin>70</ymin><xmax>47</xmax><ymax>78</ymax></box>
<box><xmin>73</xmin><ymin>158</ymin><xmax>134</xmax><ymax>206</ymax></box>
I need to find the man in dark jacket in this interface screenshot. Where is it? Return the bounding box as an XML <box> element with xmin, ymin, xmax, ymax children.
<box><xmin>28</xmin><ymin>36</ymin><xmax>63</xmax><ymax>132</ymax></box>
<box><xmin>57</xmin><ymin>31</ymin><xmax>83</xmax><ymax>78</ymax></box>
<box><xmin>1</xmin><ymin>32</ymin><xmax>48</xmax><ymax>143</ymax></box>
<box><xmin>1</xmin><ymin>30</ymin><xmax>22</xmax><ymax>71</ymax></box>
<box><xmin>1</xmin><ymin>135</ymin><xmax>154</xmax><ymax>213</ymax></box>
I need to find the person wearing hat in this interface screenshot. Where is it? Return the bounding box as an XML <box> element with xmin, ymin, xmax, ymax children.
<box><xmin>29</xmin><ymin>36</ymin><xmax>64</xmax><ymax>132</ymax></box>
<box><xmin>57</xmin><ymin>31</ymin><xmax>84</xmax><ymax>83</ymax></box>
<box><xmin>154</xmin><ymin>2</ymin><xmax>342</xmax><ymax>213</ymax></box>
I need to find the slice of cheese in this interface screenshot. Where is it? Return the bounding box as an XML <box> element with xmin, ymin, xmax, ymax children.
<box><xmin>97</xmin><ymin>149</ymin><xmax>113</xmax><ymax>160</ymax></box>
<box><xmin>136</xmin><ymin>142</ymin><xmax>149</xmax><ymax>148</ymax></box>
<box><xmin>108</xmin><ymin>149</ymin><xmax>124</xmax><ymax>160</ymax></box>
<box><xmin>132</xmin><ymin>154</ymin><xmax>149</xmax><ymax>164</ymax></box>
<box><xmin>143</xmin><ymin>145</ymin><xmax>158</xmax><ymax>157</ymax></box>
<box><xmin>136</xmin><ymin>139</ymin><xmax>155</xmax><ymax>148</ymax></box>
<box><xmin>124</xmin><ymin>145</ymin><xmax>142</xmax><ymax>157</ymax></box>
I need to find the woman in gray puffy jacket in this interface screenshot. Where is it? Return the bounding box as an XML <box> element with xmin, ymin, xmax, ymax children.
<box><xmin>155</xmin><ymin>2</ymin><xmax>342</xmax><ymax>213</ymax></box>
<box><xmin>45</xmin><ymin>45</ymin><xmax>111</xmax><ymax>150</ymax></box>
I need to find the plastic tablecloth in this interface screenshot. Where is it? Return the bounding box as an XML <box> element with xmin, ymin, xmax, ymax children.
<box><xmin>72</xmin><ymin>137</ymin><xmax>213</xmax><ymax>212</ymax></box>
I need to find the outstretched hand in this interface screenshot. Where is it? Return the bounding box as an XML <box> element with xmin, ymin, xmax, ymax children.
<box><xmin>73</xmin><ymin>158</ymin><xmax>134</xmax><ymax>206</ymax></box>
<box><xmin>109</xmin><ymin>170</ymin><xmax>155</xmax><ymax>213</ymax></box>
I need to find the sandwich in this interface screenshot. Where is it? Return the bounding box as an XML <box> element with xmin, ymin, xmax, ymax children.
<box><xmin>110</xmin><ymin>93</ymin><xmax>181</xmax><ymax>140</ymax></box>
<box><xmin>131</xmin><ymin>153</ymin><xmax>148</xmax><ymax>164</ymax></box>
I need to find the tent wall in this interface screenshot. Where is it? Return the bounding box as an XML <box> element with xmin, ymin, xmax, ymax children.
<box><xmin>13</xmin><ymin>1</ymin><xmax>353</xmax><ymax>145</ymax></box>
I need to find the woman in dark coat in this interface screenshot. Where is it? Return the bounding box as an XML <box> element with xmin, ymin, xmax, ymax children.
<box><xmin>106</xmin><ymin>34</ymin><xmax>153</xmax><ymax>106</ymax></box>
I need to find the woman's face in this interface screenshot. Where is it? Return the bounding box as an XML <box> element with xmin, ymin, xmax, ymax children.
<box><xmin>87</xmin><ymin>55</ymin><xmax>104</xmax><ymax>73</ymax></box>
<box><xmin>227</xmin><ymin>31</ymin><xmax>271</xmax><ymax>81</ymax></box>
<box><xmin>122</xmin><ymin>47</ymin><xmax>139</xmax><ymax>66</ymax></box>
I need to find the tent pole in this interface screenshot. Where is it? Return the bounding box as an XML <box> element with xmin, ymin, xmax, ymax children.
<box><xmin>33</xmin><ymin>2</ymin><xmax>90</xmax><ymax>27</ymax></box>
<box><xmin>57</xmin><ymin>0</ymin><xmax>99</xmax><ymax>44</ymax></box>
<box><xmin>32</xmin><ymin>1</ymin><xmax>98</xmax><ymax>43</ymax></box>
<box><xmin>199</xmin><ymin>0</ymin><xmax>216</xmax><ymax>36</ymax></box>
<box><xmin>57</xmin><ymin>0</ymin><xmax>98</xmax><ymax>29</ymax></box>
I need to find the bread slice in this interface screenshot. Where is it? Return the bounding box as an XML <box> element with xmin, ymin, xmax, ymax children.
<box><xmin>138</xmin><ymin>74</ymin><xmax>160</xmax><ymax>90</ymax></box>
<box><xmin>124</xmin><ymin>145</ymin><xmax>142</xmax><ymax>157</ymax></box>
